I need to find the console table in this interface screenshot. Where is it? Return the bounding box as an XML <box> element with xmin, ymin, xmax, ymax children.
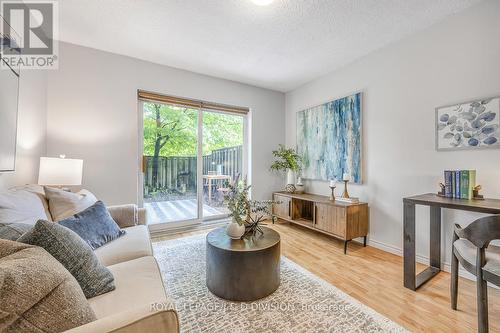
<box><xmin>273</xmin><ymin>191</ymin><xmax>369</xmax><ymax>254</ymax></box>
<box><xmin>403</xmin><ymin>193</ymin><xmax>500</xmax><ymax>291</ymax></box>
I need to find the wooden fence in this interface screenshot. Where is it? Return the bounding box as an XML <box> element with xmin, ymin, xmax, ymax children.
<box><xmin>144</xmin><ymin>145</ymin><xmax>242</xmax><ymax>195</ymax></box>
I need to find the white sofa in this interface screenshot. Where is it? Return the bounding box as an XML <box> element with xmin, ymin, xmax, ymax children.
<box><xmin>0</xmin><ymin>186</ymin><xmax>179</xmax><ymax>333</ymax></box>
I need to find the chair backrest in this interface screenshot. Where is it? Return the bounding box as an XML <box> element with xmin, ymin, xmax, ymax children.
<box><xmin>457</xmin><ymin>215</ymin><xmax>500</xmax><ymax>248</ymax></box>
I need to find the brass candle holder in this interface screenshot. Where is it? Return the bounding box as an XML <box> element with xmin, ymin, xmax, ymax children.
<box><xmin>342</xmin><ymin>180</ymin><xmax>350</xmax><ymax>198</ymax></box>
<box><xmin>329</xmin><ymin>185</ymin><xmax>336</xmax><ymax>201</ymax></box>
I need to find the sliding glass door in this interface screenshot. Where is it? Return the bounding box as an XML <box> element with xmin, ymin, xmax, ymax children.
<box><xmin>142</xmin><ymin>102</ymin><xmax>200</xmax><ymax>227</ymax></box>
<box><xmin>202</xmin><ymin>110</ymin><xmax>245</xmax><ymax>220</ymax></box>
<box><xmin>139</xmin><ymin>97</ymin><xmax>247</xmax><ymax>229</ymax></box>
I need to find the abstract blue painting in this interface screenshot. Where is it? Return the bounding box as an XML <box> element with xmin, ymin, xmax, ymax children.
<box><xmin>296</xmin><ymin>93</ymin><xmax>362</xmax><ymax>183</ymax></box>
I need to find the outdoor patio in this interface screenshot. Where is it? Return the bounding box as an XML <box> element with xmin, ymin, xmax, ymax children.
<box><xmin>145</xmin><ymin>199</ymin><xmax>228</xmax><ymax>224</ymax></box>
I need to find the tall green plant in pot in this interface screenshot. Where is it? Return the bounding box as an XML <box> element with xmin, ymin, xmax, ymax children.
<box><xmin>270</xmin><ymin>144</ymin><xmax>302</xmax><ymax>192</ymax></box>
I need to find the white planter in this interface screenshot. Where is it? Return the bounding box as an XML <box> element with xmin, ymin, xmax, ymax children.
<box><xmin>286</xmin><ymin>169</ymin><xmax>295</xmax><ymax>185</ymax></box>
<box><xmin>226</xmin><ymin>220</ymin><xmax>245</xmax><ymax>239</ymax></box>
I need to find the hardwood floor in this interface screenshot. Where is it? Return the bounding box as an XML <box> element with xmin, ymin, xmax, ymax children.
<box><xmin>152</xmin><ymin>221</ymin><xmax>500</xmax><ymax>332</ymax></box>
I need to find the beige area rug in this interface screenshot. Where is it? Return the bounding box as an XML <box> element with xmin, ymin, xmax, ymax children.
<box><xmin>153</xmin><ymin>234</ymin><xmax>407</xmax><ymax>333</ymax></box>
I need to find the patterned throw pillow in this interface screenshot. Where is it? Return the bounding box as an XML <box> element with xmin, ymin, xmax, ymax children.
<box><xmin>43</xmin><ymin>186</ymin><xmax>98</xmax><ymax>221</ymax></box>
<box><xmin>58</xmin><ymin>201</ymin><xmax>126</xmax><ymax>250</ymax></box>
<box><xmin>18</xmin><ymin>220</ymin><xmax>115</xmax><ymax>298</ymax></box>
<box><xmin>0</xmin><ymin>239</ymin><xmax>96</xmax><ymax>333</ymax></box>
<box><xmin>0</xmin><ymin>222</ymin><xmax>32</xmax><ymax>241</ymax></box>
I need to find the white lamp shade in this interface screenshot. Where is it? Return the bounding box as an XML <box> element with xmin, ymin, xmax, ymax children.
<box><xmin>38</xmin><ymin>157</ymin><xmax>83</xmax><ymax>186</ymax></box>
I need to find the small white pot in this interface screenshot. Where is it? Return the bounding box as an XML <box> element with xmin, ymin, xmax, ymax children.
<box><xmin>226</xmin><ymin>221</ymin><xmax>245</xmax><ymax>239</ymax></box>
<box><xmin>286</xmin><ymin>169</ymin><xmax>296</xmax><ymax>185</ymax></box>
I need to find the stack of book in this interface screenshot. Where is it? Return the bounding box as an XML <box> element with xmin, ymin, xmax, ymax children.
<box><xmin>336</xmin><ymin>197</ymin><xmax>360</xmax><ymax>203</ymax></box>
<box><xmin>444</xmin><ymin>170</ymin><xmax>476</xmax><ymax>199</ymax></box>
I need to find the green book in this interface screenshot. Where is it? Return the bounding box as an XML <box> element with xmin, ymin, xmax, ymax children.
<box><xmin>460</xmin><ymin>171</ymin><xmax>469</xmax><ymax>199</ymax></box>
<box><xmin>469</xmin><ymin>170</ymin><xmax>476</xmax><ymax>199</ymax></box>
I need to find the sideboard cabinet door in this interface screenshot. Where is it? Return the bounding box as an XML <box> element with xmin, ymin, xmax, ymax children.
<box><xmin>315</xmin><ymin>203</ymin><xmax>346</xmax><ymax>238</ymax></box>
<box><xmin>273</xmin><ymin>194</ymin><xmax>292</xmax><ymax>220</ymax></box>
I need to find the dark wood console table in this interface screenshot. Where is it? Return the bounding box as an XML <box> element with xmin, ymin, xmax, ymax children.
<box><xmin>403</xmin><ymin>193</ymin><xmax>500</xmax><ymax>291</ymax></box>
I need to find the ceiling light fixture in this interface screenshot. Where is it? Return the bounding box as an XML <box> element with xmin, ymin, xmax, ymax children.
<box><xmin>251</xmin><ymin>0</ymin><xmax>274</xmax><ymax>6</ymax></box>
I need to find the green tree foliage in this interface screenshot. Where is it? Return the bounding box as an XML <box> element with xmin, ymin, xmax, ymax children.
<box><xmin>143</xmin><ymin>103</ymin><xmax>244</xmax><ymax>157</ymax></box>
<box><xmin>201</xmin><ymin>112</ymin><xmax>243</xmax><ymax>155</ymax></box>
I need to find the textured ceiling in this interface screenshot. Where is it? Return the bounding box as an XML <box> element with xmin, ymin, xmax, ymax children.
<box><xmin>59</xmin><ymin>0</ymin><xmax>481</xmax><ymax>92</ymax></box>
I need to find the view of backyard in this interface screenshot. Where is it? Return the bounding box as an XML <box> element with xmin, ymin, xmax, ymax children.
<box><xmin>143</xmin><ymin>102</ymin><xmax>244</xmax><ymax>224</ymax></box>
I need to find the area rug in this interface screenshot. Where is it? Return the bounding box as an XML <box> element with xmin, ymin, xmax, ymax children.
<box><xmin>153</xmin><ymin>234</ymin><xmax>407</xmax><ymax>333</ymax></box>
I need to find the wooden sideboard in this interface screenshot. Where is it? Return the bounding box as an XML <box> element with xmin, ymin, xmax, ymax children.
<box><xmin>272</xmin><ymin>191</ymin><xmax>369</xmax><ymax>254</ymax></box>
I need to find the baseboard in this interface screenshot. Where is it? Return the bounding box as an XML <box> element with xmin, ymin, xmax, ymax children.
<box><xmin>150</xmin><ymin>219</ymin><xmax>229</xmax><ymax>238</ymax></box>
<box><xmin>368</xmin><ymin>238</ymin><xmax>477</xmax><ymax>282</ymax></box>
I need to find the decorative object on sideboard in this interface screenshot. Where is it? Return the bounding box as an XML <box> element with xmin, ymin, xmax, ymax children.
<box><xmin>336</xmin><ymin>197</ymin><xmax>360</xmax><ymax>204</ymax></box>
<box><xmin>285</xmin><ymin>184</ymin><xmax>296</xmax><ymax>193</ymax></box>
<box><xmin>270</xmin><ymin>144</ymin><xmax>302</xmax><ymax>191</ymax></box>
<box><xmin>38</xmin><ymin>155</ymin><xmax>84</xmax><ymax>191</ymax></box>
<box><xmin>438</xmin><ymin>169</ymin><xmax>484</xmax><ymax>200</ymax></box>
<box><xmin>438</xmin><ymin>183</ymin><xmax>445</xmax><ymax>196</ymax></box>
<box><xmin>295</xmin><ymin>177</ymin><xmax>305</xmax><ymax>194</ymax></box>
<box><xmin>329</xmin><ymin>179</ymin><xmax>336</xmax><ymax>201</ymax></box>
<box><xmin>473</xmin><ymin>185</ymin><xmax>484</xmax><ymax>200</ymax></box>
<box><xmin>297</xmin><ymin>92</ymin><xmax>362</xmax><ymax>183</ymax></box>
<box><xmin>435</xmin><ymin>96</ymin><xmax>499</xmax><ymax>151</ymax></box>
<box><xmin>341</xmin><ymin>173</ymin><xmax>350</xmax><ymax>198</ymax></box>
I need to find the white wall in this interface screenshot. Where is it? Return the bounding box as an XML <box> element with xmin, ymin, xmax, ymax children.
<box><xmin>46</xmin><ymin>43</ymin><xmax>285</xmax><ymax>205</ymax></box>
<box><xmin>285</xmin><ymin>0</ymin><xmax>500</xmax><ymax>270</ymax></box>
<box><xmin>0</xmin><ymin>71</ymin><xmax>47</xmax><ymax>189</ymax></box>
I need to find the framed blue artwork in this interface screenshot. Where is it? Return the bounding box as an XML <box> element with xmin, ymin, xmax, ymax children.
<box><xmin>296</xmin><ymin>92</ymin><xmax>362</xmax><ymax>184</ymax></box>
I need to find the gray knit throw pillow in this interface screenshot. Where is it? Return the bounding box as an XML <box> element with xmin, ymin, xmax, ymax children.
<box><xmin>18</xmin><ymin>220</ymin><xmax>115</xmax><ymax>298</ymax></box>
<box><xmin>0</xmin><ymin>222</ymin><xmax>32</xmax><ymax>241</ymax></box>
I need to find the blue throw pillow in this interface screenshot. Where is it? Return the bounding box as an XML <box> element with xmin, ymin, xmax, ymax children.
<box><xmin>58</xmin><ymin>201</ymin><xmax>125</xmax><ymax>250</ymax></box>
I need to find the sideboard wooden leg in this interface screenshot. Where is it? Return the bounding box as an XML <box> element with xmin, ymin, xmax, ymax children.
<box><xmin>344</xmin><ymin>240</ymin><xmax>350</xmax><ymax>254</ymax></box>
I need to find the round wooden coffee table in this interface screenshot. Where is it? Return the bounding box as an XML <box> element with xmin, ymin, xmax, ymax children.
<box><xmin>206</xmin><ymin>226</ymin><xmax>281</xmax><ymax>301</ymax></box>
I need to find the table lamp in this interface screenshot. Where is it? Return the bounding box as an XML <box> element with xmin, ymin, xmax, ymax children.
<box><xmin>38</xmin><ymin>155</ymin><xmax>83</xmax><ymax>188</ymax></box>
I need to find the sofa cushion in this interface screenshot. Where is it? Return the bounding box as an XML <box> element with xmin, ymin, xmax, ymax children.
<box><xmin>0</xmin><ymin>222</ymin><xmax>32</xmax><ymax>240</ymax></box>
<box><xmin>94</xmin><ymin>225</ymin><xmax>152</xmax><ymax>266</ymax></box>
<box><xmin>44</xmin><ymin>186</ymin><xmax>98</xmax><ymax>221</ymax></box>
<box><xmin>58</xmin><ymin>201</ymin><xmax>125</xmax><ymax>250</ymax></box>
<box><xmin>88</xmin><ymin>256</ymin><xmax>167</xmax><ymax>319</ymax></box>
<box><xmin>0</xmin><ymin>188</ymin><xmax>51</xmax><ymax>225</ymax></box>
<box><xmin>0</xmin><ymin>239</ymin><xmax>96</xmax><ymax>333</ymax></box>
<box><xmin>18</xmin><ymin>220</ymin><xmax>115</xmax><ymax>299</ymax></box>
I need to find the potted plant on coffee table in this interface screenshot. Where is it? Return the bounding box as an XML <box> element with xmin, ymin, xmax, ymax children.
<box><xmin>224</xmin><ymin>175</ymin><xmax>279</xmax><ymax>239</ymax></box>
